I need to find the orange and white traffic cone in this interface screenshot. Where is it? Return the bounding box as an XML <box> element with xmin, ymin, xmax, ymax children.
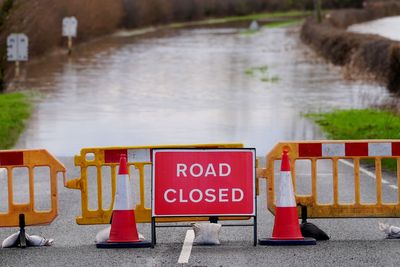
<box><xmin>259</xmin><ymin>150</ymin><xmax>316</xmax><ymax>245</ymax></box>
<box><xmin>96</xmin><ymin>154</ymin><xmax>151</xmax><ymax>248</ymax></box>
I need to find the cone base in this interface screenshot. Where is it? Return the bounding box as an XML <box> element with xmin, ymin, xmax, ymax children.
<box><xmin>258</xmin><ymin>237</ymin><xmax>316</xmax><ymax>246</ymax></box>
<box><xmin>96</xmin><ymin>240</ymin><xmax>152</xmax><ymax>249</ymax></box>
<box><xmin>272</xmin><ymin>207</ymin><xmax>303</xmax><ymax>240</ymax></box>
<box><xmin>108</xmin><ymin>210</ymin><xmax>140</xmax><ymax>243</ymax></box>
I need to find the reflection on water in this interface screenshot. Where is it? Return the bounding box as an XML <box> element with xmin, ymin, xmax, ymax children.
<box><xmin>12</xmin><ymin>26</ymin><xmax>390</xmax><ymax>156</ymax></box>
<box><xmin>348</xmin><ymin>16</ymin><xmax>400</xmax><ymax>41</ymax></box>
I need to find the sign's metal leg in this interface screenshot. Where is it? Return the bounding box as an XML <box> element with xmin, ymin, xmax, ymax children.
<box><xmin>254</xmin><ymin>215</ymin><xmax>257</xmax><ymax>247</ymax></box>
<box><xmin>209</xmin><ymin>216</ymin><xmax>218</xmax><ymax>224</ymax></box>
<box><xmin>151</xmin><ymin>217</ymin><xmax>156</xmax><ymax>248</ymax></box>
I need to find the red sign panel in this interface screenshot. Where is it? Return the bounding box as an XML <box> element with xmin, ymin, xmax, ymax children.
<box><xmin>152</xmin><ymin>149</ymin><xmax>255</xmax><ymax>217</ymax></box>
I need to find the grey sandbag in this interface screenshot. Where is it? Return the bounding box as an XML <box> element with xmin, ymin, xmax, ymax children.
<box><xmin>300</xmin><ymin>222</ymin><xmax>329</xmax><ymax>241</ymax></box>
<box><xmin>192</xmin><ymin>223</ymin><xmax>221</xmax><ymax>245</ymax></box>
<box><xmin>2</xmin><ymin>231</ymin><xmax>54</xmax><ymax>248</ymax></box>
<box><xmin>379</xmin><ymin>222</ymin><xmax>400</xmax><ymax>239</ymax></box>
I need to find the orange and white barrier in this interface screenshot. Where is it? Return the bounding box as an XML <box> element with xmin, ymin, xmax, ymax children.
<box><xmin>298</xmin><ymin>142</ymin><xmax>399</xmax><ymax>157</ymax></box>
<box><xmin>259</xmin><ymin>150</ymin><xmax>316</xmax><ymax>245</ymax></box>
<box><xmin>96</xmin><ymin>154</ymin><xmax>151</xmax><ymax>248</ymax></box>
<box><xmin>0</xmin><ymin>149</ymin><xmax>66</xmax><ymax>227</ymax></box>
<box><xmin>264</xmin><ymin>140</ymin><xmax>400</xmax><ymax>218</ymax></box>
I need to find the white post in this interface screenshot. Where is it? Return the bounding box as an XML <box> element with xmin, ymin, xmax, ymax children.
<box><xmin>68</xmin><ymin>36</ymin><xmax>73</xmax><ymax>55</ymax></box>
<box><xmin>15</xmin><ymin>61</ymin><xmax>20</xmax><ymax>78</ymax></box>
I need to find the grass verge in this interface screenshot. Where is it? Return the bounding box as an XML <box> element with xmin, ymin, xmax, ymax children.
<box><xmin>0</xmin><ymin>92</ymin><xmax>32</xmax><ymax>149</ymax></box>
<box><xmin>306</xmin><ymin>109</ymin><xmax>400</xmax><ymax>171</ymax></box>
<box><xmin>169</xmin><ymin>10</ymin><xmax>310</xmax><ymax>28</ymax></box>
<box><xmin>221</xmin><ymin>10</ymin><xmax>311</xmax><ymax>23</ymax></box>
<box><xmin>264</xmin><ymin>19</ymin><xmax>303</xmax><ymax>28</ymax></box>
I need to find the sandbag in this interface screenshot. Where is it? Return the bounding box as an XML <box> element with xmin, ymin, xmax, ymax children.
<box><xmin>2</xmin><ymin>231</ymin><xmax>54</xmax><ymax>248</ymax></box>
<box><xmin>192</xmin><ymin>223</ymin><xmax>221</xmax><ymax>245</ymax></box>
<box><xmin>300</xmin><ymin>222</ymin><xmax>329</xmax><ymax>241</ymax></box>
<box><xmin>379</xmin><ymin>222</ymin><xmax>400</xmax><ymax>239</ymax></box>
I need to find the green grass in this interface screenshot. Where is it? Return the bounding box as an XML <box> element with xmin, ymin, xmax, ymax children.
<box><xmin>240</xmin><ymin>29</ymin><xmax>259</xmax><ymax>35</ymax></box>
<box><xmin>264</xmin><ymin>19</ymin><xmax>304</xmax><ymax>28</ymax></box>
<box><xmin>168</xmin><ymin>10</ymin><xmax>310</xmax><ymax>29</ymax></box>
<box><xmin>240</xmin><ymin>18</ymin><xmax>303</xmax><ymax>35</ymax></box>
<box><xmin>269</xmin><ymin>76</ymin><xmax>280</xmax><ymax>83</ymax></box>
<box><xmin>221</xmin><ymin>10</ymin><xmax>311</xmax><ymax>23</ymax></box>
<box><xmin>244</xmin><ymin>66</ymin><xmax>268</xmax><ymax>76</ymax></box>
<box><xmin>0</xmin><ymin>92</ymin><xmax>32</xmax><ymax>149</ymax></box>
<box><xmin>306</xmin><ymin>109</ymin><xmax>400</xmax><ymax>140</ymax></box>
<box><xmin>244</xmin><ymin>65</ymin><xmax>279</xmax><ymax>83</ymax></box>
<box><xmin>307</xmin><ymin>109</ymin><xmax>400</xmax><ymax>171</ymax></box>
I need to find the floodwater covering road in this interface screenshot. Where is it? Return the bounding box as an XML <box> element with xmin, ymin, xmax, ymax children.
<box><xmin>12</xmin><ymin>24</ymin><xmax>390</xmax><ymax>156</ymax></box>
<box><xmin>348</xmin><ymin>15</ymin><xmax>400</xmax><ymax>41</ymax></box>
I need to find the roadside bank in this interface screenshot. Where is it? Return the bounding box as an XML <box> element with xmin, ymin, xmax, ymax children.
<box><xmin>301</xmin><ymin>2</ymin><xmax>400</xmax><ymax>93</ymax></box>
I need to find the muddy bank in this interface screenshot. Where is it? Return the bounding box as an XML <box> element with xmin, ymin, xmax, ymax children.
<box><xmin>301</xmin><ymin>2</ymin><xmax>400</xmax><ymax>93</ymax></box>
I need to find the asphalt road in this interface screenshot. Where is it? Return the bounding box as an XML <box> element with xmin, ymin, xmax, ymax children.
<box><xmin>1</xmin><ymin>156</ymin><xmax>400</xmax><ymax>266</ymax></box>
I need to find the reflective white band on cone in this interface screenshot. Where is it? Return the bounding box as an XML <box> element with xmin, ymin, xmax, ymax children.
<box><xmin>276</xmin><ymin>171</ymin><xmax>296</xmax><ymax>207</ymax></box>
<box><xmin>113</xmin><ymin>173</ymin><xmax>135</xmax><ymax>211</ymax></box>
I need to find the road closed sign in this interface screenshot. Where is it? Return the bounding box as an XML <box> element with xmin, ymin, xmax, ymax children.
<box><xmin>152</xmin><ymin>149</ymin><xmax>255</xmax><ymax>217</ymax></box>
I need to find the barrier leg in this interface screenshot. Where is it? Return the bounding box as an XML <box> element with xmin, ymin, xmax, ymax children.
<box><xmin>18</xmin><ymin>214</ymin><xmax>27</xmax><ymax>248</ymax></box>
<box><xmin>301</xmin><ymin>205</ymin><xmax>308</xmax><ymax>224</ymax></box>
<box><xmin>299</xmin><ymin>206</ymin><xmax>330</xmax><ymax>241</ymax></box>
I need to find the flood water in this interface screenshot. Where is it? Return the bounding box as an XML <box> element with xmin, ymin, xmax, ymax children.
<box><xmin>11</xmin><ymin>25</ymin><xmax>390</xmax><ymax>156</ymax></box>
<box><xmin>348</xmin><ymin>16</ymin><xmax>400</xmax><ymax>41</ymax></box>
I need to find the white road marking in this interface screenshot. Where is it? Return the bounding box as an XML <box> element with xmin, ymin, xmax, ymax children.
<box><xmin>178</xmin><ymin>230</ymin><xmax>195</xmax><ymax>264</ymax></box>
<box><xmin>339</xmin><ymin>159</ymin><xmax>376</xmax><ymax>179</ymax></box>
<box><xmin>277</xmin><ymin>160</ymin><xmax>399</xmax><ymax>191</ymax></box>
<box><xmin>339</xmin><ymin>159</ymin><xmax>396</xmax><ymax>188</ymax></box>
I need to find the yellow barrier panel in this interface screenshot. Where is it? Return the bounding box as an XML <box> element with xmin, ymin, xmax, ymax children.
<box><xmin>65</xmin><ymin>143</ymin><xmax>260</xmax><ymax>225</ymax></box>
<box><xmin>0</xmin><ymin>149</ymin><xmax>66</xmax><ymax>227</ymax></box>
<box><xmin>264</xmin><ymin>140</ymin><xmax>400</xmax><ymax>218</ymax></box>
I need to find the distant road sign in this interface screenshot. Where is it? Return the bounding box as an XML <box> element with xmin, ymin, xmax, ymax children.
<box><xmin>62</xmin><ymin>17</ymin><xmax>78</xmax><ymax>37</ymax></box>
<box><xmin>152</xmin><ymin>149</ymin><xmax>256</xmax><ymax>217</ymax></box>
<box><xmin>7</xmin><ymin>34</ymin><xmax>29</xmax><ymax>61</ymax></box>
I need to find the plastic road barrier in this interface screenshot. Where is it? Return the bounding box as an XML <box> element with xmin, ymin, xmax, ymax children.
<box><xmin>64</xmin><ymin>143</ymin><xmax>255</xmax><ymax>225</ymax></box>
<box><xmin>0</xmin><ymin>149</ymin><xmax>66</xmax><ymax>227</ymax></box>
<box><xmin>263</xmin><ymin>140</ymin><xmax>400</xmax><ymax>218</ymax></box>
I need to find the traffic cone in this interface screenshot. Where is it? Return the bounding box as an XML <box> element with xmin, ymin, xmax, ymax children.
<box><xmin>96</xmin><ymin>154</ymin><xmax>152</xmax><ymax>248</ymax></box>
<box><xmin>259</xmin><ymin>150</ymin><xmax>316</xmax><ymax>245</ymax></box>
